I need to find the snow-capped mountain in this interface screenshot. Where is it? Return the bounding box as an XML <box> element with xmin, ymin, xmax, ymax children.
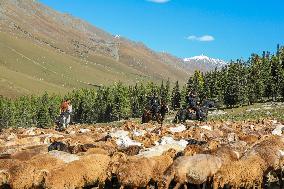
<box><xmin>183</xmin><ymin>54</ymin><xmax>227</xmax><ymax>72</ymax></box>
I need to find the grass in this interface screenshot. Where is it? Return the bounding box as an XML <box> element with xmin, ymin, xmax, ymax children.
<box><xmin>0</xmin><ymin>32</ymin><xmax>162</xmax><ymax>97</ymax></box>
<box><xmin>208</xmin><ymin>102</ymin><xmax>284</xmax><ymax>122</ymax></box>
<box><xmin>86</xmin><ymin>102</ymin><xmax>284</xmax><ymax>128</ymax></box>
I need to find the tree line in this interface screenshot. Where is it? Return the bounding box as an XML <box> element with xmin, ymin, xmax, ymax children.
<box><xmin>1</xmin><ymin>45</ymin><xmax>284</xmax><ymax>128</ymax></box>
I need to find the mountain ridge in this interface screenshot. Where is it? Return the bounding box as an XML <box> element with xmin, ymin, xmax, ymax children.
<box><xmin>0</xmin><ymin>0</ymin><xmax>224</xmax><ymax>97</ymax></box>
<box><xmin>183</xmin><ymin>54</ymin><xmax>227</xmax><ymax>72</ymax></box>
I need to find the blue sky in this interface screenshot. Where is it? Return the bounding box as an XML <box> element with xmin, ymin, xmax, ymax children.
<box><xmin>39</xmin><ymin>0</ymin><xmax>284</xmax><ymax>61</ymax></box>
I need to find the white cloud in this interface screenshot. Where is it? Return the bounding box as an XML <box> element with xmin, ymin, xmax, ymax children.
<box><xmin>147</xmin><ymin>0</ymin><xmax>171</xmax><ymax>3</ymax></box>
<box><xmin>187</xmin><ymin>35</ymin><xmax>215</xmax><ymax>42</ymax></box>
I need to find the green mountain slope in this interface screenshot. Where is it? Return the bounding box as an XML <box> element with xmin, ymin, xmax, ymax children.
<box><xmin>0</xmin><ymin>0</ymin><xmax>192</xmax><ymax>97</ymax></box>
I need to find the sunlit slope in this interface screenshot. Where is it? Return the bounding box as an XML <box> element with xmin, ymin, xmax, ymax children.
<box><xmin>0</xmin><ymin>32</ymin><xmax>147</xmax><ymax>97</ymax></box>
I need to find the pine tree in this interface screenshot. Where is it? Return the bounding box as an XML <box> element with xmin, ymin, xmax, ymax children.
<box><xmin>223</xmin><ymin>63</ymin><xmax>243</xmax><ymax>107</ymax></box>
<box><xmin>279</xmin><ymin>47</ymin><xmax>284</xmax><ymax>99</ymax></box>
<box><xmin>238</xmin><ymin>60</ymin><xmax>249</xmax><ymax>105</ymax></box>
<box><xmin>14</xmin><ymin>96</ymin><xmax>34</xmax><ymax>128</ymax></box>
<box><xmin>36</xmin><ymin>93</ymin><xmax>52</xmax><ymax>128</ymax></box>
<box><xmin>96</xmin><ymin>87</ymin><xmax>113</xmax><ymax>122</ymax></box>
<box><xmin>171</xmin><ymin>81</ymin><xmax>181</xmax><ymax>110</ymax></box>
<box><xmin>270</xmin><ymin>55</ymin><xmax>283</xmax><ymax>100</ymax></box>
<box><xmin>203</xmin><ymin>72</ymin><xmax>212</xmax><ymax>99</ymax></box>
<box><xmin>263</xmin><ymin>52</ymin><xmax>273</xmax><ymax>100</ymax></box>
<box><xmin>247</xmin><ymin>54</ymin><xmax>265</xmax><ymax>103</ymax></box>
<box><xmin>0</xmin><ymin>96</ymin><xmax>16</xmax><ymax>128</ymax></box>
<box><xmin>165</xmin><ymin>79</ymin><xmax>171</xmax><ymax>104</ymax></box>
<box><xmin>192</xmin><ymin>70</ymin><xmax>205</xmax><ymax>101</ymax></box>
<box><xmin>160</xmin><ymin>81</ymin><xmax>170</xmax><ymax>104</ymax></box>
<box><xmin>129</xmin><ymin>84</ymin><xmax>145</xmax><ymax>118</ymax></box>
<box><xmin>180</xmin><ymin>85</ymin><xmax>188</xmax><ymax>108</ymax></box>
<box><xmin>112</xmin><ymin>82</ymin><xmax>131</xmax><ymax>121</ymax></box>
<box><xmin>187</xmin><ymin>77</ymin><xmax>194</xmax><ymax>94</ymax></box>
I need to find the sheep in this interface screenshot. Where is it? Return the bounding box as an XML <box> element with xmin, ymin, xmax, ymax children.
<box><xmin>28</xmin><ymin>153</ymin><xmax>65</xmax><ymax>170</ymax></box>
<box><xmin>3</xmin><ymin>154</ymin><xmax>64</xmax><ymax>189</ymax></box>
<box><xmin>80</xmin><ymin>147</ymin><xmax>109</xmax><ymax>156</ymax></box>
<box><xmin>162</xmin><ymin>148</ymin><xmax>178</xmax><ymax>159</ymax></box>
<box><xmin>48</xmin><ymin>138</ymin><xmax>117</xmax><ymax>155</ymax></box>
<box><xmin>205</xmin><ymin>146</ymin><xmax>240</xmax><ymax>165</ymax></box>
<box><xmin>239</xmin><ymin>134</ymin><xmax>260</xmax><ymax>145</ymax></box>
<box><xmin>150</xmin><ymin>155</ymin><xmax>174</xmax><ymax>187</ymax></box>
<box><xmin>133</xmin><ymin>135</ymin><xmax>154</xmax><ymax>148</ymax></box>
<box><xmin>181</xmin><ymin>139</ymin><xmax>220</xmax><ymax>157</ymax></box>
<box><xmin>44</xmin><ymin>154</ymin><xmax>111</xmax><ymax>189</ymax></box>
<box><xmin>162</xmin><ymin>154</ymin><xmax>222</xmax><ymax>189</ymax></box>
<box><xmin>213</xmin><ymin>155</ymin><xmax>266</xmax><ymax>189</ymax></box>
<box><xmin>0</xmin><ymin>159</ymin><xmax>22</xmax><ymax>170</ymax></box>
<box><xmin>48</xmin><ymin>150</ymin><xmax>79</xmax><ymax>163</ymax></box>
<box><xmin>0</xmin><ymin>170</ymin><xmax>9</xmax><ymax>186</ymax></box>
<box><xmin>92</xmin><ymin>140</ymin><xmax>118</xmax><ymax>155</ymax></box>
<box><xmin>107</xmin><ymin>152</ymin><xmax>129</xmax><ymax>180</ymax></box>
<box><xmin>48</xmin><ymin>141</ymin><xmax>70</xmax><ymax>153</ymax></box>
<box><xmin>182</xmin><ymin>144</ymin><xmax>203</xmax><ymax>156</ymax></box>
<box><xmin>48</xmin><ymin>141</ymin><xmax>90</xmax><ymax>154</ymax></box>
<box><xmin>119</xmin><ymin>145</ymin><xmax>142</xmax><ymax>156</ymax></box>
<box><xmin>111</xmin><ymin>153</ymin><xmax>173</xmax><ymax>188</ymax></box>
<box><xmin>7</xmin><ymin>162</ymin><xmax>49</xmax><ymax>189</ymax></box>
<box><xmin>10</xmin><ymin>144</ymin><xmax>48</xmax><ymax>161</ymax></box>
<box><xmin>116</xmin><ymin>157</ymin><xmax>155</xmax><ymax>188</ymax></box>
<box><xmin>213</xmin><ymin>135</ymin><xmax>284</xmax><ymax>189</ymax></box>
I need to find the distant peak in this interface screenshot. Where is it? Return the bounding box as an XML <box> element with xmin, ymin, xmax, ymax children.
<box><xmin>185</xmin><ymin>54</ymin><xmax>210</xmax><ymax>61</ymax></box>
<box><xmin>183</xmin><ymin>55</ymin><xmax>227</xmax><ymax>68</ymax></box>
<box><xmin>114</xmin><ymin>34</ymin><xmax>121</xmax><ymax>39</ymax></box>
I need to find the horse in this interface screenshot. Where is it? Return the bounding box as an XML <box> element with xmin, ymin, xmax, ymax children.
<box><xmin>141</xmin><ymin>103</ymin><xmax>169</xmax><ymax>124</ymax></box>
<box><xmin>173</xmin><ymin>108</ymin><xmax>196</xmax><ymax>123</ymax></box>
<box><xmin>173</xmin><ymin>105</ymin><xmax>208</xmax><ymax>124</ymax></box>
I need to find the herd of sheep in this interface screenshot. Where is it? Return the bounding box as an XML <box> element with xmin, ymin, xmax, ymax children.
<box><xmin>1</xmin><ymin>119</ymin><xmax>284</xmax><ymax>189</ymax></box>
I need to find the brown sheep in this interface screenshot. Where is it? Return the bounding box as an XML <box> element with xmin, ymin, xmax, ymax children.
<box><xmin>150</xmin><ymin>155</ymin><xmax>174</xmax><ymax>186</ymax></box>
<box><xmin>4</xmin><ymin>154</ymin><xmax>64</xmax><ymax>189</ymax></box>
<box><xmin>113</xmin><ymin>154</ymin><xmax>173</xmax><ymax>188</ymax></box>
<box><xmin>0</xmin><ymin>170</ymin><xmax>9</xmax><ymax>186</ymax></box>
<box><xmin>213</xmin><ymin>135</ymin><xmax>284</xmax><ymax>189</ymax></box>
<box><xmin>7</xmin><ymin>162</ymin><xmax>47</xmax><ymax>189</ymax></box>
<box><xmin>80</xmin><ymin>147</ymin><xmax>109</xmax><ymax>156</ymax></box>
<box><xmin>44</xmin><ymin>154</ymin><xmax>111</xmax><ymax>189</ymax></box>
<box><xmin>10</xmin><ymin>144</ymin><xmax>48</xmax><ymax>161</ymax></box>
<box><xmin>116</xmin><ymin>157</ymin><xmax>155</xmax><ymax>188</ymax></box>
<box><xmin>183</xmin><ymin>145</ymin><xmax>203</xmax><ymax>156</ymax></box>
<box><xmin>0</xmin><ymin>159</ymin><xmax>22</xmax><ymax>170</ymax></box>
<box><xmin>162</xmin><ymin>154</ymin><xmax>222</xmax><ymax>189</ymax></box>
<box><xmin>107</xmin><ymin>152</ymin><xmax>129</xmax><ymax>180</ymax></box>
<box><xmin>213</xmin><ymin>155</ymin><xmax>266</xmax><ymax>189</ymax></box>
<box><xmin>239</xmin><ymin>134</ymin><xmax>260</xmax><ymax>145</ymax></box>
<box><xmin>162</xmin><ymin>148</ymin><xmax>178</xmax><ymax>159</ymax></box>
<box><xmin>119</xmin><ymin>145</ymin><xmax>142</xmax><ymax>156</ymax></box>
<box><xmin>206</xmin><ymin>146</ymin><xmax>240</xmax><ymax>165</ymax></box>
<box><xmin>133</xmin><ymin>136</ymin><xmax>154</xmax><ymax>148</ymax></box>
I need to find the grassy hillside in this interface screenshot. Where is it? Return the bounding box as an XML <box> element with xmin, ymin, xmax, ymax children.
<box><xmin>0</xmin><ymin>0</ymin><xmax>194</xmax><ymax>98</ymax></box>
<box><xmin>208</xmin><ymin>102</ymin><xmax>284</xmax><ymax>122</ymax></box>
<box><xmin>0</xmin><ymin>32</ymin><xmax>151</xmax><ymax>97</ymax></box>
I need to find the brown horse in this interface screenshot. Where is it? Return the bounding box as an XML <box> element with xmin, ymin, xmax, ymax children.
<box><xmin>141</xmin><ymin>103</ymin><xmax>168</xmax><ymax>124</ymax></box>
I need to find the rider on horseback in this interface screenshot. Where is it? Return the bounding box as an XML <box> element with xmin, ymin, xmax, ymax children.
<box><xmin>186</xmin><ymin>91</ymin><xmax>208</xmax><ymax>121</ymax></box>
<box><xmin>186</xmin><ymin>91</ymin><xmax>199</xmax><ymax>111</ymax></box>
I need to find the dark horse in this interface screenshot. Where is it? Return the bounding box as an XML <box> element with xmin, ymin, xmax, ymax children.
<box><xmin>173</xmin><ymin>101</ymin><xmax>213</xmax><ymax>123</ymax></box>
<box><xmin>142</xmin><ymin>103</ymin><xmax>169</xmax><ymax>124</ymax></box>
